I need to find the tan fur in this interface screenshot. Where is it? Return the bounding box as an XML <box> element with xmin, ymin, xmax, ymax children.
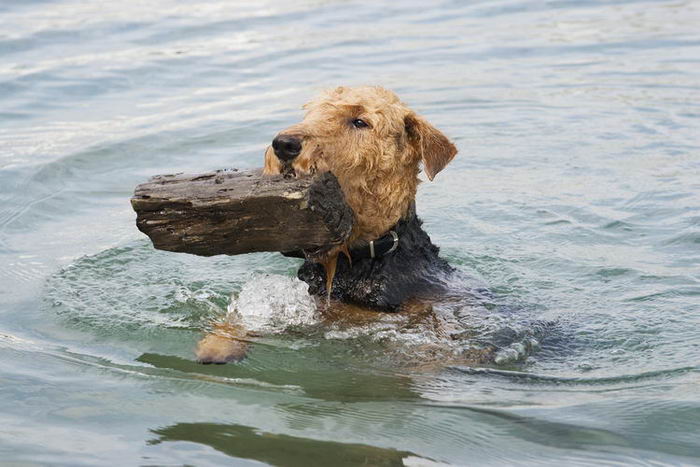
<box><xmin>262</xmin><ymin>145</ymin><xmax>281</xmax><ymax>174</ymax></box>
<box><xmin>263</xmin><ymin>85</ymin><xmax>457</xmax><ymax>245</ymax></box>
<box><xmin>198</xmin><ymin>86</ymin><xmax>457</xmax><ymax>363</ymax></box>
<box><xmin>195</xmin><ymin>320</ymin><xmax>249</xmax><ymax>363</ymax></box>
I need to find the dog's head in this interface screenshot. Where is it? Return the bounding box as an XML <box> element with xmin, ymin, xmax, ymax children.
<box><xmin>264</xmin><ymin>86</ymin><xmax>457</xmax><ymax>245</ymax></box>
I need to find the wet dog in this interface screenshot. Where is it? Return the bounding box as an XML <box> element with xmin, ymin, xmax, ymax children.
<box><xmin>196</xmin><ymin>86</ymin><xmax>461</xmax><ymax>363</ymax></box>
<box><xmin>264</xmin><ymin>86</ymin><xmax>457</xmax><ymax>309</ymax></box>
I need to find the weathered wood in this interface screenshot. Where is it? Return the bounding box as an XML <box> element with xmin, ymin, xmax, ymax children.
<box><xmin>131</xmin><ymin>169</ymin><xmax>353</xmax><ymax>256</ymax></box>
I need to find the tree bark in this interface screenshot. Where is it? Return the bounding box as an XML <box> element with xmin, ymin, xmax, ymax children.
<box><xmin>131</xmin><ymin>169</ymin><xmax>353</xmax><ymax>257</ymax></box>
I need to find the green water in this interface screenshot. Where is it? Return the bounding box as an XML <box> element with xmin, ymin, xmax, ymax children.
<box><xmin>1</xmin><ymin>0</ymin><xmax>699</xmax><ymax>465</ymax></box>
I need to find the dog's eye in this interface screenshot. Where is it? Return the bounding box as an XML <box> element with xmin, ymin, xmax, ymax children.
<box><xmin>351</xmin><ymin>118</ymin><xmax>369</xmax><ymax>129</ymax></box>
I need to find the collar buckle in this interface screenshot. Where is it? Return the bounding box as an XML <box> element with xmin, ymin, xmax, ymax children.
<box><xmin>368</xmin><ymin>230</ymin><xmax>399</xmax><ymax>259</ymax></box>
<box><xmin>386</xmin><ymin>230</ymin><xmax>399</xmax><ymax>255</ymax></box>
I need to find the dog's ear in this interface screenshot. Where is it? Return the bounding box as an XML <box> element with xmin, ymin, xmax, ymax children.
<box><xmin>405</xmin><ymin>113</ymin><xmax>457</xmax><ymax>181</ymax></box>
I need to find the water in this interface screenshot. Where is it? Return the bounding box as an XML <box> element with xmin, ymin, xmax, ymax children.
<box><xmin>1</xmin><ymin>0</ymin><xmax>699</xmax><ymax>464</ymax></box>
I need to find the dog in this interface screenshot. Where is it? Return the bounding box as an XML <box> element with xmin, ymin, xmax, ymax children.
<box><xmin>196</xmin><ymin>86</ymin><xmax>463</xmax><ymax>364</ymax></box>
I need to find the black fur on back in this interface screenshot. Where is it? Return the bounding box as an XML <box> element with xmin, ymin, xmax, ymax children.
<box><xmin>298</xmin><ymin>209</ymin><xmax>454</xmax><ymax>311</ymax></box>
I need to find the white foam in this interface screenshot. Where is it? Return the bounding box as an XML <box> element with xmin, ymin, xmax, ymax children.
<box><xmin>227</xmin><ymin>274</ymin><xmax>319</xmax><ymax>333</ymax></box>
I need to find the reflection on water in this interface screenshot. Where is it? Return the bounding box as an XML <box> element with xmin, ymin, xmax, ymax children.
<box><xmin>136</xmin><ymin>351</ymin><xmax>421</xmax><ymax>402</ymax></box>
<box><xmin>1</xmin><ymin>0</ymin><xmax>700</xmax><ymax>464</ymax></box>
<box><xmin>149</xmin><ymin>423</ymin><xmax>420</xmax><ymax>467</ymax></box>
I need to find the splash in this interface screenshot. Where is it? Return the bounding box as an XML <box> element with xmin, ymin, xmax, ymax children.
<box><xmin>228</xmin><ymin>274</ymin><xmax>319</xmax><ymax>333</ymax></box>
<box><xmin>227</xmin><ymin>273</ymin><xmax>549</xmax><ymax>367</ymax></box>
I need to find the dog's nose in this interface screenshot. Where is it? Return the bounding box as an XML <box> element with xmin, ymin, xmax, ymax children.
<box><xmin>272</xmin><ymin>134</ymin><xmax>302</xmax><ymax>162</ymax></box>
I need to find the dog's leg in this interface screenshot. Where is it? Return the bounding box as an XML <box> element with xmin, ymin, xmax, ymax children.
<box><xmin>195</xmin><ymin>319</ymin><xmax>249</xmax><ymax>364</ymax></box>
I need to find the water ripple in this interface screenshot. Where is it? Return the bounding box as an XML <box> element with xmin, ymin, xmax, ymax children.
<box><xmin>2</xmin><ymin>0</ymin><xmax>700</xmax><ymax>464</ymax></box>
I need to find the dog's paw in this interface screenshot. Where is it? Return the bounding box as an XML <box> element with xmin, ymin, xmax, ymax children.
<box><xmin>195</xmin><ymin>334</ymin><xmax>248</xmax><ymax>364</ymax></box>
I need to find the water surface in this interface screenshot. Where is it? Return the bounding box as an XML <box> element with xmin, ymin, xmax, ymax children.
<box><xmin>1</xmin><ymin>0</ymin><xmax>700</xmax><ymax>465</ymax></box>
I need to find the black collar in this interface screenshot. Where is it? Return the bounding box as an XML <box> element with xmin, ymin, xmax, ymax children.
<box><xmin>348</xmin><ymin>203</ymin><xmax>416</xmax><ymax>261</ymax></box>
<box><xmin>348</xmin><ymin>229</ymin><xmax>399</xmax><ymax>261</ymax></box>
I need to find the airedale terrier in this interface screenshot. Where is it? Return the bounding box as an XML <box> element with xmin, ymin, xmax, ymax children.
<box><xmin>196</xmin><ymin>86</ymin><xmax>459</xmax><ymax>363</ymax></box>
<box><xmin>265</xmin><ymin>85</ymin><xmax>457</xmax><ymax>308</ymax></box>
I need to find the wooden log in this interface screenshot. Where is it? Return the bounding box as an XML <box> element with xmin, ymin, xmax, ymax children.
<box><xmin>131</xmin><ymin>169</ymin><xmax>353</xmax><ymax>256</ymax></box>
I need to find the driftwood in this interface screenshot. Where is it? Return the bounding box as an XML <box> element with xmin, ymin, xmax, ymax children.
<box><xmin>131</xmin><ymin>169</ymin><xmax>353</xmax><ymax>256</ymax></box>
